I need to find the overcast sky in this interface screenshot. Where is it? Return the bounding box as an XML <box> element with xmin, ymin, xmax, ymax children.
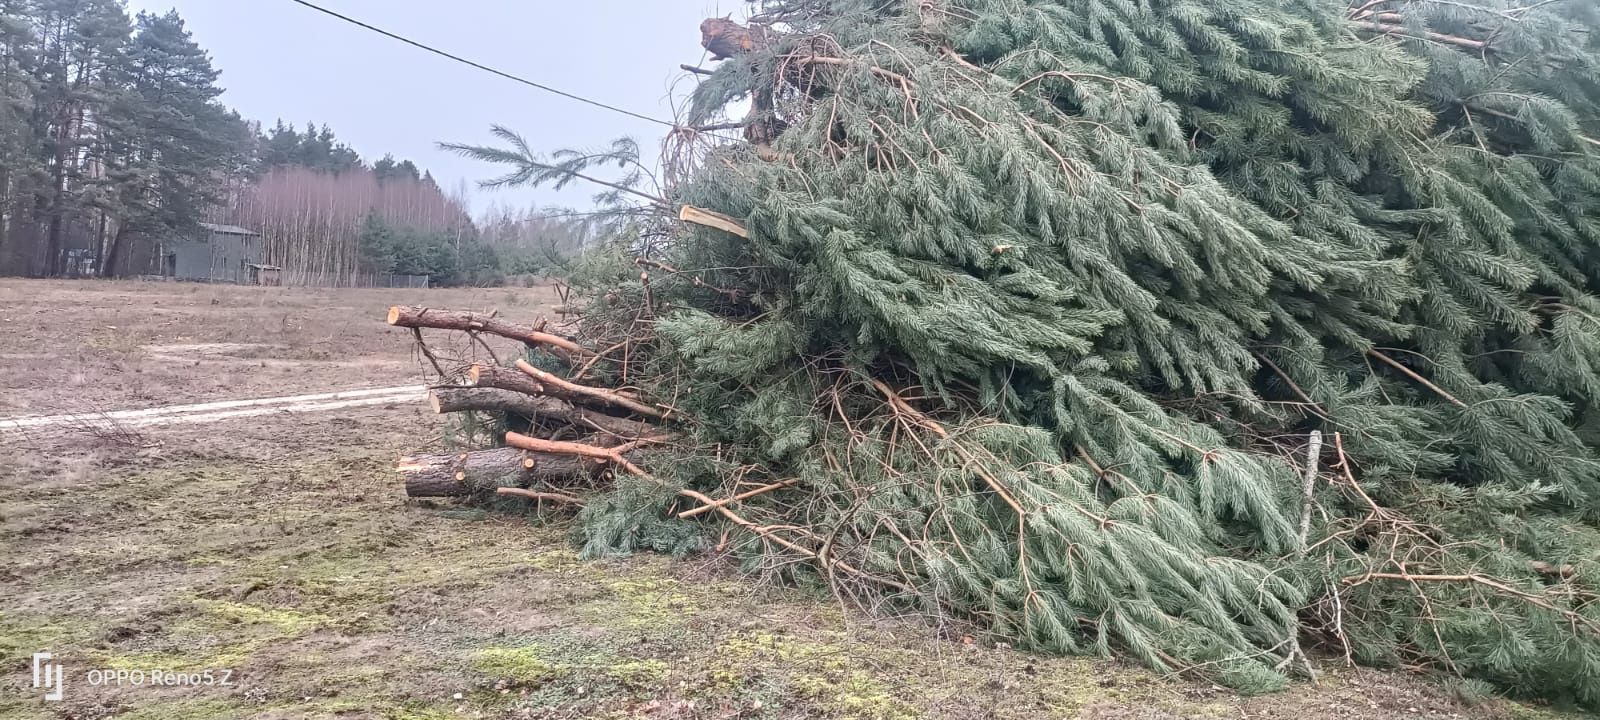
<box><xmin>124</xmin><ymin>0</ymin><xmax>742</xmax><ymax>214</ymax></box>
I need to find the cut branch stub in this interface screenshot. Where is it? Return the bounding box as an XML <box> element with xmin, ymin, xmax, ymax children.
<box><xmin>679</xmin><ymin>205</ymin><xmax>749</xmax><ymax>239</ymax></box>
<box><xmin>700</xmin><ymin>17</ymin><xmax>766</xmax><ymax>60</ymax></box>
<box><xmin>467</xmin><ymin>363</ymin><xmax>549</xmax><ymax>397</ymax></box>
<box><xmin>387</xmin><ymin>306</ymin><xmax>584</xmax><ymax>362</ymax></box>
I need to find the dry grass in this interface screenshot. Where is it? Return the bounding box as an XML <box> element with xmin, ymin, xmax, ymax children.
<box><xmin>0</xmin><ymin>279</ymin><xmax>558</xmax><ymax>417</ymax></box>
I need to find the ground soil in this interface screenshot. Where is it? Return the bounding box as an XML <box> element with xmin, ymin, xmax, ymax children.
<box><xmin>0</xmin><ymin>279</ymin><xmax>1581</xmax><ymax>719</ymax></box>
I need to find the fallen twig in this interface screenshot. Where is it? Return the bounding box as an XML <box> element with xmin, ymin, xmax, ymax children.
<box><xmin>495</xmin><ymin>487</ymin><xmax>585</xmax><ymax>506</ymax></box>
<box><xmin>1367</xmin><ymin>349</ymin><xmax>1468</xmax><ymax>408</ymax></box>
<box><xmin>678</xmin><ymin>477</ymin><xmax>802</xmax><ymax>519</ymax></box>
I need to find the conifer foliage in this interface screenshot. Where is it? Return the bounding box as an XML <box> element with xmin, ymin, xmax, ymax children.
<box><xmin>444</xmin><ymin>0</ymin><xmax>1600</xmax><ymax>705</ymax></box>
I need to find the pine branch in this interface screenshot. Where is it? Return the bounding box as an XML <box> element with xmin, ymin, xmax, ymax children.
<box><xmin>1343</xmin><ymin>572</ymin><xmax>1600</xmax><ymax>635</ymax></box>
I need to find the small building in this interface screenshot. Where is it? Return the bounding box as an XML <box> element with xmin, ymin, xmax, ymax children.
<box><xmin>248</xmin><ymin>264</ymin><xmax>283</xmax><ymax>286</ymax></box>
<box><xmin>161</xmin><ymin>223</ymin><xmax>264</xmax><ymax>283</ymax></box>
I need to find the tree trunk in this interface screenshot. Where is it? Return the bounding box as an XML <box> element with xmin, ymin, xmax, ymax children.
<box><xmin>102</xmin><ymin>221</ymin><xmax>128</xmax><ymax>278</ymax></box>
<box><xmin>44</xmin><ymin>195</ymin><xmax>63</xmax><ymax>277</ymax></box>
<box><xmin>0</xmin><ymin>165</ymin><xmax>10</xmax><ymax>268</ymax></box>
<box><xmin>92</xmin><ymin>210</ymin><xmax>106</xmax><ymax>276</ymax></box>
<box><xmin>430</xmin><ymin>387</ymin><xmax>658</xmax><ymax>438</ymax></box>
<box><xmin>44</xmin><ymin>102</ymin><xmax>75</xmax><ymax>278</ymax></box>
<box><xmin>387</xmin><ymin>305</ymin><xmax>584</xmax><ymax>361</ymax></box>
<box><xmin>398</xmin><ymin>446</ymin><xmax>599</xmax><ymax>497</ymax></box>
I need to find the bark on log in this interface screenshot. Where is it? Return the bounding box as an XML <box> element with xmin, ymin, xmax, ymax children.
<box><xmin>468</xmin><ymin>363</ymin><xmax>550</xmax><ymax>397</ymax></box>
<box><xmin>430</xmin><ymin>386</ymin><xmax>660</xmax><ymax>438</ymax></box>
<box><xmin>398</xmin><ymin>447</ymin><xmax>596</xmax><ymax>497</ymax></box>
<box><xmin>387</xmin><ymin>306</ymin><xmax>583</xmax><ymax>362</ymax></box>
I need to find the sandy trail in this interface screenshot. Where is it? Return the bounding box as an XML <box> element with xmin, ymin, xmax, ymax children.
<box><xmin>0</xmin><ymin>385</ymin><xmax>427</xmax><ymax>431</ymax></box>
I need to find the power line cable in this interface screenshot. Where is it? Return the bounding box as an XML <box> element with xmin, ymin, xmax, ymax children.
<box><xmin>286</xmin><ymin>0</ymin><xmax>681</xmax><ymax>129</ymax></box>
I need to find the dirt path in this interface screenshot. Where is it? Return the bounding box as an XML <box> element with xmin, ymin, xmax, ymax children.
<box><xmin>0</xmin><ymin>386</ymin><xmax>427</xmax><ymax>431</ymax></box>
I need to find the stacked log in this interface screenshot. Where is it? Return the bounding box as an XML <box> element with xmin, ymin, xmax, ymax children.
<box><xmin>388</xmin><ymin>303</ymin><xmax>805</xmax><ymax>564</ymax></box>
<box><xmin>388</xmin><ymin>306</ymin><xmax>664</xmax><ymax>502</ymax></box>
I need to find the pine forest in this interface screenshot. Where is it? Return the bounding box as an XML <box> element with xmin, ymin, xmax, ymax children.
<box><xmin>0</xmin><ymin>0</ymin><xmax>576</xmax><ymax>283</ymax></box>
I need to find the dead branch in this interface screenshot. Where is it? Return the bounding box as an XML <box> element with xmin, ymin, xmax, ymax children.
<box><xmin>793</xmin><ymin>55</ymin><xmax>913</xmax><ymax>91</ymax></box>
<box><xmin>1349</xmin><ymin>20</ymin><xmax>1489</xmax><ymax>51</ymax></box>
<box><xmin>635</xmin><ymin>257</ymin><xmax>745</xmax><ymax>303</ymax></box>
<box><xmin>389</xmin><ymin>306</ymin><xmax>585</xmax><ymax>363</ymax></box>
<box><xmin>410</xmin><ymin>327</ymin><xmax>449</xmax><ymax>377</ymax></box>
<box><xmin>1252</xmin><ymin>350</ymin><xmax>1330</xmax><ymax>419</ymax></box>
<box><xmin>872</xmin><ymin>379</ymin><xmax>1030</xmax><ymax>519</ymax></box>
<box><xmin>514</xmin><ymin>359</ymin><xmax>668</xmax><ymax>420</ymax></box>
<box><xmin>495</xmin><ymin>487</ymin><xmax>586</xmax><ymax>506</ymax></box>
<box><xmin>467</xmin><ymin>330</ymin><xmax>503</xmax><ymax>366</ymax></box>
<box><xmin>693</xmin><ymin>121</ymin><xmax>748</xmax><ymax>132</ymax></box>
<box><xmin>1297</xmin><ymin>429</ymin><xmax>1324</xmax><ymax>557</ymax></box>
<box><xmin>570</xmin><ymin>339</ymin><xmax>631</xmax><ymax>383</ymax></box>
<box><xmin>1367</xmin><ymin>349</ymin><xmax>1468</xmax><ymax>408</ymax></box>
<box><xmin>678</xmin><ymin>477</ymin><xmax>801</xmax><ymax>519</ymax></box>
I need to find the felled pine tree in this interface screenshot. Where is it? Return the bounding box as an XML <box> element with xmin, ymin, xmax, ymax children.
<box><xmin>446</xmin><ymin>0</ymin><xmax>1600</xmax><ymax>706</ymax></box>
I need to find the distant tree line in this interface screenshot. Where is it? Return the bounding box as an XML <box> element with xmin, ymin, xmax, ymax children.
<box><xmin>0</xmin><ymin>0</ymin><xmax>250</xmax><ymax>277</ymax></box>
<box><xmin>0</xmin><ymin>0</ymin><xmax>586</xmax><ymax>284</ymax></box>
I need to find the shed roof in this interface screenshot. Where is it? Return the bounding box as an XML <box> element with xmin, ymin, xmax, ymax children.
<box><xmin>199</xmin><ymin>222</ymin><xmax>259</xmax><ymax>236</ymax></box>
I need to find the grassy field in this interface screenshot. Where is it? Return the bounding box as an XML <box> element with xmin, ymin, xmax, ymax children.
<box><xmin>0</xmin><ymin>279</ymin><xmax>1578</xmax><ymax>719</ymax></box>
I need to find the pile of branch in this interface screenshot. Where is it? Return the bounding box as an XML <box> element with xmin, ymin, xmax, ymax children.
<box><xmin>388</xmin><ymin>305</ymin><xmax>660</xmax><ymax>498</ymax></box>
<box><xmin>392</xmin><ymin>306</ymin><xmax>776</xmax><ymax>519</ymax></box>
<box><xmin>389</xmin><ymin>304</ymin><xmax>907</xmax><ymax>594</ymax></box>
<box><xmin>384</xmin><ymin>0</ymin><xmax>1600</xmax><ymax>705</ymax></box>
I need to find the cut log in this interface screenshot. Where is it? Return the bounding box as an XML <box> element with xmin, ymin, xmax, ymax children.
<box><xmin>387</xmin><ymin>306</ymin><xmax>584</xmax><ymax>362</ymax></box>
<box><xmin>430</xmin><ymin>386</ymin><xmax>661</xmax><ymax>438</ymax></box>
<box><xmin>398</xmin><ymin>446</ymin><xmax>597</xmax><ymax>497</ymax></box>
<box><xmin>467</xmin><ymin>363</ymin><xmax>549</xmax><ymax>397</ymax></box>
